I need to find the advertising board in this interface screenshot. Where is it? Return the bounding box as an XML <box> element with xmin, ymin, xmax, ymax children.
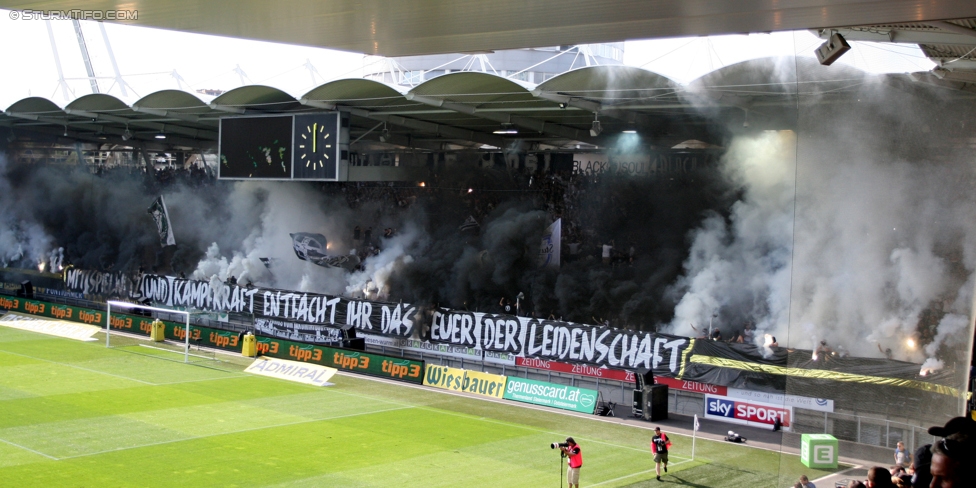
<box><xmin>704</xmin><ymin>394</ymin><xmax>792</xmax><ymax>431</ymax></box>
<box><xmin>503</xmin><ymin>377</ymin><xmax>598</xmax><ymax>414</ymax></box>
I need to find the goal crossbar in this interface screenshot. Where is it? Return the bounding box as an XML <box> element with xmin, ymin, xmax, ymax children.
<box><xmin>106</xmin><ymin>300</ymin><xmax>192</xmax><ymax>363</ymax></box>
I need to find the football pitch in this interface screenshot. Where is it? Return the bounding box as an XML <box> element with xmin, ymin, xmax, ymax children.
<box><xmin>0</xmin><ymin>324</ymin><xmax>841</xmax><ymax>487</ymax></box>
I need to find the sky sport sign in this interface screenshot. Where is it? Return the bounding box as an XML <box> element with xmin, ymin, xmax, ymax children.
<box><xmin>703</xmin><ymin>394</ymin><xmax>792</xmax><ymax>431</ymax></box>
<box><xmin>503</xmin><ymin>377</ymin><xmax>598</xmax><ymax>414</ymax></box>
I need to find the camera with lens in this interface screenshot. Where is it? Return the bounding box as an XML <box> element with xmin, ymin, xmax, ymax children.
<box><xmin>550</xmin><ymin>442</ymin><xmax>569</xmax><ymax>449</ymax></box>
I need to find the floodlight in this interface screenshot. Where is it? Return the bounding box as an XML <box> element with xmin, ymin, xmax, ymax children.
<box><xmin>815</xmin><ymin>32</ymin><xmax>851</xmax><ymax>66</ymax></box>
<box><xmin>589</xmin><ymin>114</ymin><xmax>602</xmax><ymax>137</ymax></box>
<box><xmin>122</xmin><ymin>129</ymin><xmax>132</xmax><ymax>141</ymax></box>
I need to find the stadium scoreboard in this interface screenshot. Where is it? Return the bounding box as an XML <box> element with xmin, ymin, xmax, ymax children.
<box><xmin>218</xmin><ymin>113</ymin><xmax>348</xmax><ymax>180</ymax></box>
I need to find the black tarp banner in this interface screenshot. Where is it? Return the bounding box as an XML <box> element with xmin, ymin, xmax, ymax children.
<box><xmin>138</xmin><ymin>274</ymin><xmax>417</xmax><ymax>337</ymax></box>
<box><xmin>63</xmin><ymin>268</ymin><xmax>138</xmax><ymax>298</ymax></box>
<box><xmin>428</xmin><ymin>309</ymin><xmax>691</xmax><ymax>375</ymax></box>
<box><xmin>254</xmin><ymin>317</ymin><xmax>345</xmax><ymax>345</ymax></box>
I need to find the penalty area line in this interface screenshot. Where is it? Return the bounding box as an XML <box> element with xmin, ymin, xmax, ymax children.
<box><xmin>0</xmin><ymin>347</ymin><xmax>154</xmax><ymax>385</ymax></box>
<box><xmin>588</xmin><ymin>459</ymin><xmax>695</xmax><ymax>487</ymax></box>
<box><xmin>56</xmin><ymin>405</ymin><xmax>414</xmax><ymax>460</ymax></box>
<box><xmin>0</xmin><ymin>436</ymin><xmax>59</xmax><ymax>461</ymax></box>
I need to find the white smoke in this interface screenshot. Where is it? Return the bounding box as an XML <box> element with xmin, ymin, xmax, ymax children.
<box><xmin>190</xmin><ymin>181</ymin><xmax>426</xmax><ymax>302</ymax></box>
<box><xmin>667</xmin><ymin>117</ymin><xmax>976</xmax><ymax>362</ymax></box>
<box><xmin>0</xmin><ymin>153</ymin><xmax>53</xmax><ymax>267</ymax></box>
<box><xmin>345</xmin><ymin>223</ymin><xmax>422</xmax><ymax>301</ymax></box>
<box><xmin>668</xmin><ymin>130</ymin><xmax>796</xmax><ymax>343</ymax></box>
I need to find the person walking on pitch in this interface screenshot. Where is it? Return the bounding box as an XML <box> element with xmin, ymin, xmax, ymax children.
<box><xmin>651</xmin><ymin>426</ymin><xmax>671</xmax><ymax>481</ymax></box>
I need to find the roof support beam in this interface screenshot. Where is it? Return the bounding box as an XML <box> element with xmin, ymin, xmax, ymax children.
<box><xmin>130</xmin><ymin>106</ymin><xmax>202</xmax><ymax>123</ymax></box>
<box><xmin>925</xmin><ymin>21</ymin><xmax>976</xmax><ymax>39</ymax></box>
<box><xmin>209</xmin><ymin>103</ymin><xmax>246</xmax><ymax>114</ymax></box>
<box><xmin>64</xmin><ymin>108</ymin><xmax>217</xmax><ymax>139</ymax></box>
<box><xmin>300</xmin><ymin>98</ymin><xmax>506</xmax><ymax>148</ymax></box>
<box><xmin>404</xmin><ymin>93</ymin><xmax>593</xmax><ymax>143</ymax></box>
<box><xmin>531</xmin><ymin>89</ymin><xmax>650</xmax><ymax>125</ymax></box>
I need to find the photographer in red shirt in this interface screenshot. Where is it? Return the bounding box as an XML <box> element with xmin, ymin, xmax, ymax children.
<box><xmin>559</xmin><ymin>437</ymin><xmax>583</xmax><ymax>488</ymax></box>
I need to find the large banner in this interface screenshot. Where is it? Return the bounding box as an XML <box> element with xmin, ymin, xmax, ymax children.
<box><xmin>254</xmin><ymin>317</ymin><xmax>345</xmax><ymax>345</ymax></box>
<box><xmin>138</xmin><ymin>274</ymin><xmax>417</xmax><ymax>337</ymax></box>
<box><xmin>503</xmin><ymin>377</ymin><xmax>598</xmax><ymax>413</ymax></box>
<box><xmin>63</xmin><ymin>268</ymin><xmax>138</xmax><ymax>298</ymax></box>
<box><xmin>364</xmin><ymin>333</ymin><xmax>516</xmax><ymax>366</ymax></box>
<box><xmin>429</xmin><ymin>309</ymin><xmax>691</xmax><ymax>375</ymax></box>
<box><xmin>573</xmin><ymin>150</ymin><xmax>720</xmax><ymax>177</ymax></box>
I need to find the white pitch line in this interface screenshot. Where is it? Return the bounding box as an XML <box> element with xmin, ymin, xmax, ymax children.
<box><xmin>56</xmin><ymin>405</ymin><xmax>413</xmax><ymax>460</ymax></box>
<box><xmin>152</xmin><ymin>374</ymin><xmax>249</xmax><ymax>385</ymax></box>
<box><xmin>0</xmin><ymin>436</ymin><xmax>59</xmax><ymax>460</ymax></box>
<box><xmin>137</xmin><ymin>343</ymin><xmax>219</xmax><ymax>360</ymax></box>
<box><xmin>0</xmin><ymin>347</ymin><xmax>154</xmax><ymax>385</ymax></box>
<box><xmin>588</xmin><ymin>459</ymin><xmax>694</xmax><ymax>487</ymax></box>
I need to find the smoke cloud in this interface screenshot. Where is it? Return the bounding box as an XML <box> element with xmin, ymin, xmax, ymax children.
<box><xmin>665</xmin><ymin>59</ymin><xmax>976</xmax><ymax>368</ymax></box>
<box><xmin>1</xmin><ymin>57</ymin><xmax>973</xmax><ymax>374</ymax></box>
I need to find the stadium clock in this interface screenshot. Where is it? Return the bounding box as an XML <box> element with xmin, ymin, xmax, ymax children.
<box><xmin>292</xmin><ymin>113</ymin><xmax>340</xmax><ymax>180</ymax></box>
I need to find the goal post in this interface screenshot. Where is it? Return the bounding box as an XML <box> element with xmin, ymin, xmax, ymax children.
<box><xmin>106</xmin><ymin>300</ymin><xmax>192</xmax><ymax>363</ymax></box>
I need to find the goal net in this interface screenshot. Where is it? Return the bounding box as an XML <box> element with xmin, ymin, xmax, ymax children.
<box><xmin>106</xmin><ymin>300</ymin><xmax>192</xmax><ymax>363</ymax></box>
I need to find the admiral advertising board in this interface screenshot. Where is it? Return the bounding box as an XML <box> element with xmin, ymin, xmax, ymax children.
<box><xmin>704</xmin><ymin>394</ymin><xmax>792</xmax><ymax>431</ymax></box>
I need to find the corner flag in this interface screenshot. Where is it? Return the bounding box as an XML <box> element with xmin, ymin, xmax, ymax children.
<box><xmin>694</xmin><ymin>414</ymin><xmax>700</xmax><ymax>431</ymax></box>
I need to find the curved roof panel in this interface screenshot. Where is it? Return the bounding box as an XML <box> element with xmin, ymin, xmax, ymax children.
<box><xmin>66</xmin><ymin>94</ymin><xmax>130</xmax><ymax>112</ymax></box>
<box><xmin>5</xmin><ymin>97</ymin><xmax>66</xmax><ymax>115</ymax></box>
<box><xmin>408</xmin><ymin>72</ymin><xmax>545</xmax><ymax>108</ymax></box>
<box><xmin>536</xmin><ymin>65</ymin><xmax>679</xmax><ymax>104</ymax></box>
<box><xmin>134</xmin><ymin>90</ymin><xmax>211</xmax><ymax>114</ymax></box>
<box><xmin>210</xmin><ymin>85</ymin><xmax>300</xmax><ymax>110</ymax></box>
<box><xmin>687</xmin><ymin>57</ymin><xmax>870</xmax><ymax>97</ymax></box>
<box><xmin>301</xmin><ymin>79</ymin><xmax>421</xmax><ymax>110</ymax></box>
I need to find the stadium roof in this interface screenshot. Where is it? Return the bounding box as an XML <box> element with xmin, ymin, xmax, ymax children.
<box><xmin>3</xmin><ymin>59</ymin><xmax>973</xmax><ymax>153</ymax></box>
<box><xmin>1</xmin><ymin>1</ymin><xmax>975</xmax><ymax>57</ymax></box>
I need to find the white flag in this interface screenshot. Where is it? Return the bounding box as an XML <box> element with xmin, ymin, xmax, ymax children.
<box><xmin>147</xmin><ymin>196</ymin><xmax>176</xmax><ymax>247</ymax></box>
<box><xmin>694</xmin><ymin>414</ymin><xmax>700</xmax><ymax>432</ymax></box>
<box><xmin>539</xmin><ymin>218</ymin><xmax>561</xmax><ymax>268</ymax></box>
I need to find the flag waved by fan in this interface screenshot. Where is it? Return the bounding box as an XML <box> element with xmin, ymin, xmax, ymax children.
<box><xmin>289</xmin><ymin>232</ymin><xmax>360</xmax><ymax>270</ymax></box>
<box><xmin>147</xmin><ymin>196</ymin><xmax>176</xmax><ymax>247</ymax></box>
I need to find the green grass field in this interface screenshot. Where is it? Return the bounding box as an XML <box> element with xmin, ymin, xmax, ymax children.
<box><xmin>0</xmin><ymin>321</ymin><xmax>841</xmax><ymax>487</ymax></box>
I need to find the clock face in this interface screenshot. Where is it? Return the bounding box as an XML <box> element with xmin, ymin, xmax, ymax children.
<box><xmin>292</xmin><ymin>113</ymin><xmax>340</xmax><ymax>180</ymax></box>
<box><xmin>298</xmin><ymin>122</ymin><xmax>332</xmax><ymax>170</ymax></box>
